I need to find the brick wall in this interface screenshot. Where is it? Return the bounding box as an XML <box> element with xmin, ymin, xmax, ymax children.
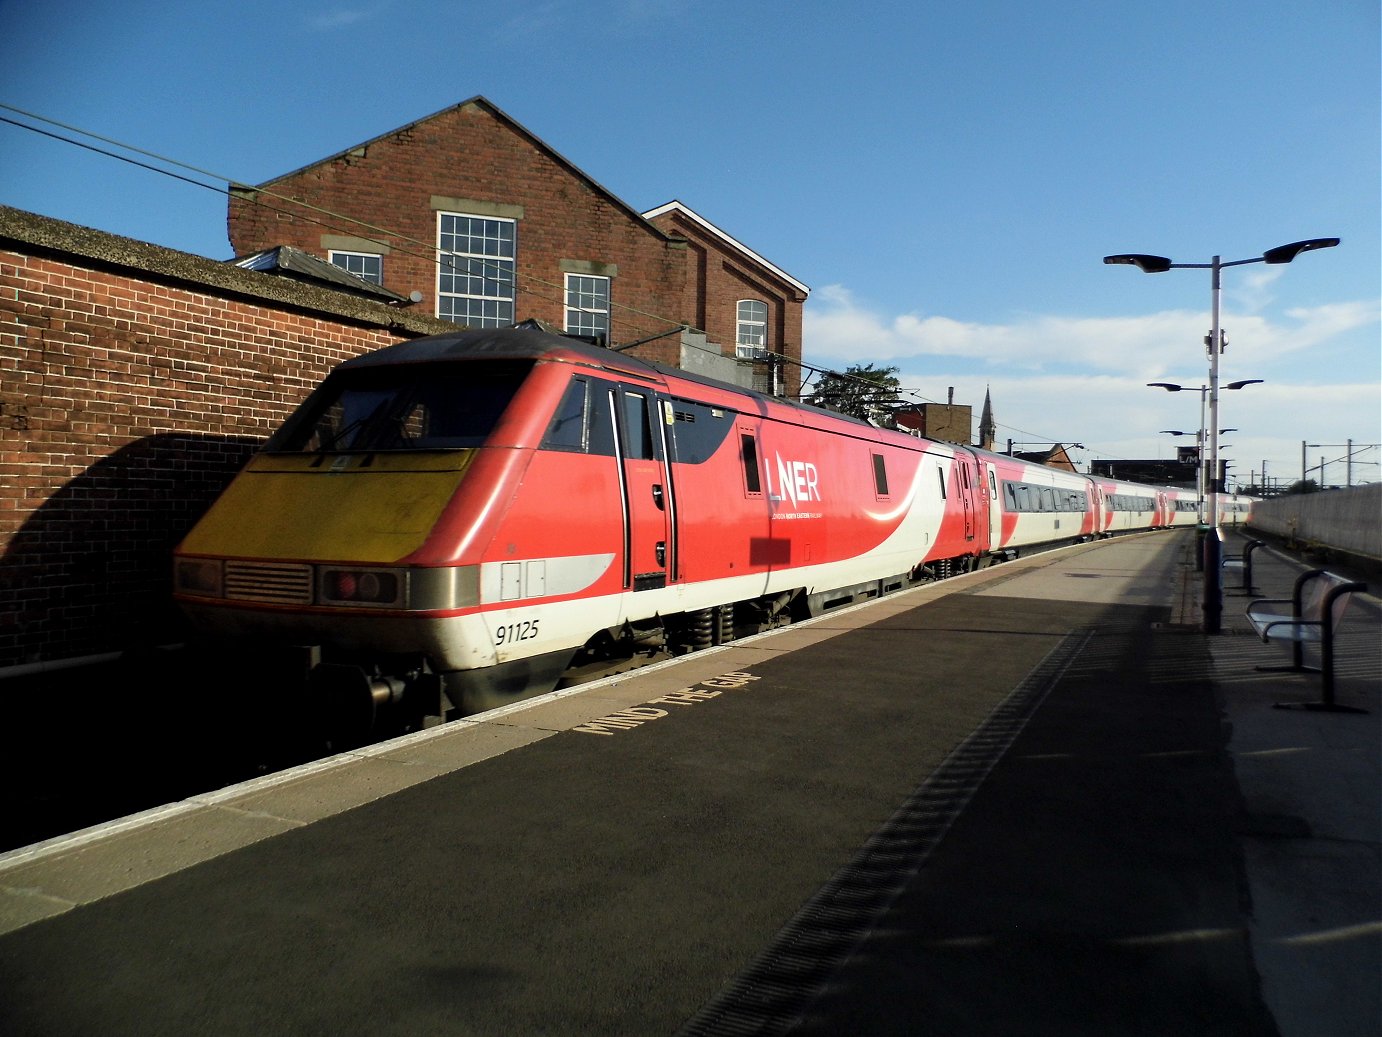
<box><xmin>644</xmin><ymin>206</ymin><xmax>807</xmax><ymax>393</ymax></box>
<box><xmin>228</xmin><ymin>99</ymin><xmax>691</xmax><ymax>366</ymax></box>
<box><xmin>0</xmin><ymin>208</ymin><xmax>453</xmax><ymax>668</ymax></box>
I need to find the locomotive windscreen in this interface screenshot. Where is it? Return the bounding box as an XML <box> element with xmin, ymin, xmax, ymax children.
<box><xmin>266</xmin><ymin>361</ymin><xmax>533</xmax><ymax>453</ymax></box>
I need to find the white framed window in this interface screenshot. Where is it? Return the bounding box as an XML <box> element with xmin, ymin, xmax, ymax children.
<box><xmin>328</xmin><ymin>251</ymin><xmax>383</xmax><ymax>285</ymax></box>
<box><xmin>736</xmin><ymin>299</ymin><xmax>768</xmax><ymax>359</ymax></box>
<box><xmin>565</xmin><ymin>274</ymin><xmax>611</xmax><ymax>342</ymax></box>
<box><xmin>437</xmin><ymin>213</ymin><xmax>516</xmax><ymax>327</ymax></box>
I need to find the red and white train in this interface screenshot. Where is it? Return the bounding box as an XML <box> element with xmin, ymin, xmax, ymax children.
<box><xmin>173</xmin><ymin>326</ymin><xmax>1242</xmax><ymax>728</ymax></box>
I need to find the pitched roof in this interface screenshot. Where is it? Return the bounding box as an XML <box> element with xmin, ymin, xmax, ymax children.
<box><xmin>247</xmin><ymin>96</ymin><xmax>674</xmax><ymax>246</ymax></box>
<box><xmin>642</xmin><ymin>200</ymin><xmax>809</xmax><ymax>296</ymax></box>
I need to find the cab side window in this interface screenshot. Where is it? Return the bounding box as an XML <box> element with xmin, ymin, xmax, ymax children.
<box><xmin>541</xmin><ymin>376</ymin><xmax>616</xmax><ymax>455</ymax></box>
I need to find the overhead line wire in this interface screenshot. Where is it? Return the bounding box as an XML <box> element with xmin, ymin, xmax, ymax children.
<box><xmin>3</xmin><ymin>102</ymin><xmax>1104</xmax><ymax>455</ymax></box>
<box><xmin>0</xmin><ymin>103</ymin><xmax>686</xmax><ymax>337</ymax></box>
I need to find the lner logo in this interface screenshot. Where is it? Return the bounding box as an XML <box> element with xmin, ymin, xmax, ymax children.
<box><xmin>768</xmin><ymin>453</ymin><xmax>820</xmax><ymax>507</ymax></box>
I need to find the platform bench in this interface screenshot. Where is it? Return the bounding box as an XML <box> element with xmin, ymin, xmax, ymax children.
<box><xmin>1246</xmin><ymin>569</ymin><xmax>1368</xmax><ymax>711</ymax></box>
<box><xmin>1222</xmin><ymin>538</ymin><xmax>1265</xmax><ymax>595</ymax></box>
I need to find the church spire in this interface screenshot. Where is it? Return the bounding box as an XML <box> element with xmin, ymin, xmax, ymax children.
<box><xmin>979</xmin><ymin>387</ymin><xmax>996</xmax><ymax>451</ymax></box>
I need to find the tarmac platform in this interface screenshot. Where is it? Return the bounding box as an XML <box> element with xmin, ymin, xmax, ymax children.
<box><xmin>1</xmin><ymin>529</ymin><xmax>1377</xmax><ymax>1036</ymax></box>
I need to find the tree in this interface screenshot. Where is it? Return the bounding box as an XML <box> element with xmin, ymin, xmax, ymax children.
<box><xmin>805</xmin><ymin>363</ymin><xmax>902</xmax><ymax>425</ymax></box>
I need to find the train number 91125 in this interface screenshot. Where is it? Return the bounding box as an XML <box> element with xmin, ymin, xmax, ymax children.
<box><xmin>494</xmin><ymin>619</ymin><xmax>541</xmax><ymax>645</ymax></box>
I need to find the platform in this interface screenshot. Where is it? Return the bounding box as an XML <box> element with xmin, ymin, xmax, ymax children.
<box><xmin>1</xmin><ymin>530</ymin><xmax>1377</xmax><ymax>1036</ymax></box>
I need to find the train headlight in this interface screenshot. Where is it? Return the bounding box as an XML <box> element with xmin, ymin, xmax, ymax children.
<box><xmin>175</xmin><ymin>558</ymin><xmax>223</xmax><ymax>597</ymax></box>
<box><xmin>318</xmin><ymin>567</ymin><xmax>405</xmax><ymax>608</ymax></box>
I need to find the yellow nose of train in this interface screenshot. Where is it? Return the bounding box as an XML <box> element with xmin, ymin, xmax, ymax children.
<box><xmin>177</xmin><ymin>451</ymin><xmax>475</xmax><ymax>566</ymax></box>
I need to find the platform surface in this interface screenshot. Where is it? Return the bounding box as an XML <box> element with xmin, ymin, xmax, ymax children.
<box><xmin>1</xmin><ymin>530</ymin><xmax>1377</xmax><ymax>1036</ymax></box>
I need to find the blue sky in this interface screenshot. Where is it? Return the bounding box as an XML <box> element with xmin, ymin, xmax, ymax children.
<box><xmin>2</xmin><ymin>0</ymin><xmax>1378</xmax><ymax>490</ymax></box>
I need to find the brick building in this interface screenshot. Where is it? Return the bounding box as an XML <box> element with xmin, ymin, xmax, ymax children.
<box><xmin>227</xmin><ymin>96</ymin><xmax>808</xmax><ymax>391</ymax></box>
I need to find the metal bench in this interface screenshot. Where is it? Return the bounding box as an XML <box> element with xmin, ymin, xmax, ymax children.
<box><xmin>1221</xmin><ymin>538</ymin><xmax>1265</xmax><ymax>595</ymax></box>
<box><xmin>1246</xmin><ymin>569</ymin><xmax>1368</xmax><ymax>713</ymax></box>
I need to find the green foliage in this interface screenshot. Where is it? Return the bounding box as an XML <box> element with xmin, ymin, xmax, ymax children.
<box><xmin>805</xmin><ymin>363</ymin><xmax>902</xmax><ymax>425</ymax></box>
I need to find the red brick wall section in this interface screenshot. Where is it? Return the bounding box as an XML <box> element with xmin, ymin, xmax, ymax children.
<box><xmin>228</xmin><ymin>101</ymin><xmax>690</xmax><ymax>360</ymax></box>
<box><xmin>0</xmin><ymin>249</ymin><xmax>406</xmax><ymax>668</ymax></box>
<box><xmin>644</xmin><ymin>210</ymin><xmax>806</xmax><ymax>390</ymax></box>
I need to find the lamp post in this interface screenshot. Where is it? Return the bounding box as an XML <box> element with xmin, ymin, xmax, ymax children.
<box><xmin>1150</xmin><ymin>380</ymin><xmax>1259</xmax><ymax>527</ymax></box>
<box><xmin>1159</xmin><ymin>425</ymin><xmax>1237</xmax><ymax>529</ymax></box>
<box><xmin>1109</xmin><ymin>237</ymin><xmax>1339</xmax><ymax>633</ymax></box>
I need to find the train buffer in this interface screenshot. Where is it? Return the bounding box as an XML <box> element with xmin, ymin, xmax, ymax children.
<box><xmin>1247</xmin><ymin>568</ymin><xmax>1369</xmax><ymax>713</ymax></box>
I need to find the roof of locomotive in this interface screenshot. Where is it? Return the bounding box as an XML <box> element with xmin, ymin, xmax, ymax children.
<box><xmin>338</xmin><ymin>325</ymin><xmax>647</xmax><ymax>373</ymax></box>
<box><xmin>336</xmin><ymin>324</ymin><xmax>876</xmax><ymax>429</ymax></box>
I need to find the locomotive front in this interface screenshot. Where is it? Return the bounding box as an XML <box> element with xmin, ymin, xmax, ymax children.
<box><xmin>172</xmin><ymin>333</ymin><xmax>569</xmax><ymax>733</ymax></box>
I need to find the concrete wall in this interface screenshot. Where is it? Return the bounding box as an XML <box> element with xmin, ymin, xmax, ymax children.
<box><xmin>1249</xmin><ymin>484</ymin><xmax>1381</xmax><ymax>562</ymax></box>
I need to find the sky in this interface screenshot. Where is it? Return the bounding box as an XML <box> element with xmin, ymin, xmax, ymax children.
<box><xmin>1</xmin><ymin>0</ymin><xmax>1378</xmax><ymax>491</ymax></box>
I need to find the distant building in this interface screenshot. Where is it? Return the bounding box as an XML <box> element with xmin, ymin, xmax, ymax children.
<box><xmin>1010</xmin><ymin>444</ymin><xmax>1081</xmax><ymax>473</ymax></box>
<box><xmin>894</xmin><ymin>387</ymin><xmax>973</xmax><ymax>446</ymax></box>
<box><xmin>226</xmin><ymin>96</ymin><xmax>808</xmax><ymax>392</ymax></box>
<box><xmin>1091</xmin><ymin>459</ymin><xmax>1200</xmax><ymax>486</ymax></box>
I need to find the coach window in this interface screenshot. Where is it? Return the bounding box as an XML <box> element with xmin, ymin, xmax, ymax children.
<box><xmin>872</xmin><ymin>453</ymin><xmax>889</xmax><ymax>497</ymax></box>
<box><xmin>621</xmin><ymin>392</ymin><xmax>658</xmax><ymax>460</ymax></box>
<box><xmin>544</xmin><ymin>378</ymin><xmax>589</xmax><ymax>451</ymax></box>
<box><xmin>740</xmin><ymin>433</ymin><xmax>763</xmax><ymax>495</ymax></box>
<box><xmin>541</xmin><ymin>377</ymin><xmax>617</xmax><ymax>455</ymax></box>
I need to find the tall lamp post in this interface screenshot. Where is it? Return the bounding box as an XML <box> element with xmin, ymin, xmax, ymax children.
<box><xmin>1107</xmin><ymin>238</ymin><xmax>1339</xmax><ymax>633</ymax></box>
<box><xmin>1159</xmin><ymin>425</ymin><xmax>1238</xmax><ymax>530</ymax></box>
<box><xmin>1150</xmin><ymin>379</ymin><xmax>1260</xmax><ymax>527</ymax></box>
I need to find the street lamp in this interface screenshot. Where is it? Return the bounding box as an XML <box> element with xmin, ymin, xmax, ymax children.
<box><xmin>1111</xmin><ymin>237</ymin><xmax>1339</xmax><ymax>633</ymax></box>
<box><xmin>1148</xmin><ymin>380</ymin><xmax>1260</xmax><ymax>531</ymax></box>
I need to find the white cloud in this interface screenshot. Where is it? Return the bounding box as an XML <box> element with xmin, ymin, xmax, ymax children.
<box><xmin>803</xmin><ymin>285</ymin><xmax>1380</xmax><ymax>379</ymax></box>
<box><xmin>306</xmin><ymin>8</ymin><xmax>375</xmax><ymax>30</ymax></box>
<box><xmin>801</xmin><ymin>287</ymin><xmax>1381</xmax><ymax>488</ymax></box>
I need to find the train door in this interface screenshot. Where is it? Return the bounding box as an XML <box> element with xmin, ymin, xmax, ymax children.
<box><xmin>612</xmin><ymin>386</ymin><xmax>674</xmax><ymax>591</ymax></box>
<box><xmin>983</xmin><ymin>461</ymin><xmax>1002</xmax><ymax>551</ymax></box>
<box><xmin>958</xmin><ymin>456</ymin><xmax>976</xmax><ymax>542</ymax></box>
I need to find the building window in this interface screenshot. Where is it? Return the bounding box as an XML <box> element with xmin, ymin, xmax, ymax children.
<box><xmin>328</xmin><ymin>251</ymin><xmax>383</xmax><ymax>285</ymax></box>
<box><xmin>437</xmin><ymin>213</ymin><xmax>516</xmax><ymax>327</ymax></box>
<box><xmin>736</xmin><ymin>299</ymin><xmax>768</xmax><ymax>358</ymax></box>
<box><xmin>565</xmin><ymin>274</ymin><xmax>611</xmax><ymax>343</ymax></box>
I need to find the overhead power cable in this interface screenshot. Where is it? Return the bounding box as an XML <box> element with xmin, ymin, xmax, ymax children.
<box><xmin>0</xmin><ymin>103</ymin><xmax>685</xmax><ymax>339</ymax></box>
<box><xmin>2</xmin><ymin>102</ymin><xmax>1100</xmax><ymax>454</ymax></box>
